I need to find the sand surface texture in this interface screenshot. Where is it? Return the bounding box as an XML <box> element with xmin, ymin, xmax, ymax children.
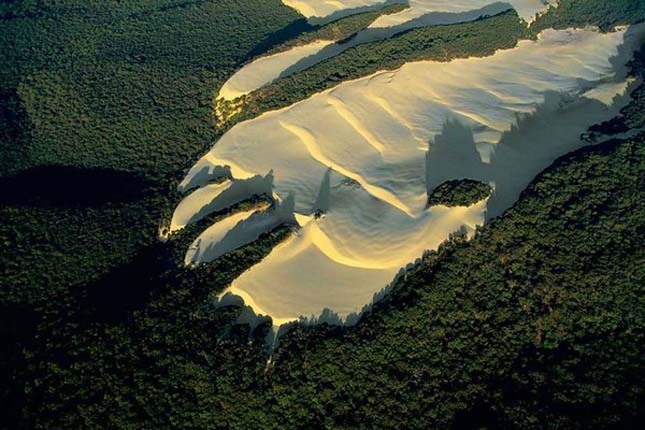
<box><xmin>176</xmin><ymin>23</ymin><xmax>644</xmax><ymax>324</ymax></box>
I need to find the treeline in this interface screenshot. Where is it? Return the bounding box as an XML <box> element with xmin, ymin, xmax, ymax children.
<box><xmin>0</xmin><ymin>3</ymin><xmax>302</xmax><ymax>426</ymax></box>
<box><xmin>11</xmin><ymin>130</ymin><xmax>644</xmax><ymax>430</ymax></box>
<box><xmin>0</xmin><ymin>0</ymin><xmax>302</xmax><ymax>178</ymax></box>
<box><xmin>268</xmin><ymin>134</ymin><xmax>645</xmax><ymax>430</ymax></box>
<box><xmin>532</xmin><ymin>0</ymin><xmax>645</xmax><ymax>32</ymax></box>
<box><xmin>589</xmin><ymin>44</ymin><xmax>645</xmax><ymax>138</ymax></box>
<box><xmin>1</xmin><ymin>0</ymin><xmax>644</xmax><ymax>429</ymax></box>
<box><xmin>0</xmin><ymin>0</ymin><xmax>304</xmax><ymax>294</ymax></box>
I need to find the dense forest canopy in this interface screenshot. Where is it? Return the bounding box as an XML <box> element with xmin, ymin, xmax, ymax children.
<box><xmin>427</xmin><ymin>180</ymin><xmax>492</xmax><ymax>207</ymax></box>
<box><xmin>1</xmin><ymin>0</ymin><xmax>644</xmax><ymax>429</ymax></box>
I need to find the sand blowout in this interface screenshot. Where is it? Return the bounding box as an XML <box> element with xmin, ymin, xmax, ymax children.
<box><xmin>174</xmin><ymin>24</ymin><xmax>644</xmax><ymax>324</ymax></box>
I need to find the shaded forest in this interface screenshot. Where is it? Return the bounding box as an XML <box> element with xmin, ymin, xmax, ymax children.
<box><xmin>1</xmin><ymin>1</ymin><xmax>644</xmax><ymax>429</ymax></box>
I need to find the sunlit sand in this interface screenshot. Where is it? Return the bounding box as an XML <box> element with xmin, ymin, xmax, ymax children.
<box><xmin>282</xmin><ymin>0</ymin><xmax>392</xmax><ymax>22</ymax></box>
<box><xmin>174</xmin><ymin>24</ymin><xmax>644</xmax><ymax>325</ymax></box>
<box><xmin>222</xmin><ymin>1</ymin><xmax>556</xmax><ymax>100</ymax></box>
<box><xmin>218</xmin><ymin>40</ymin><xmax>334</xmax><ymax>100</ymax></box>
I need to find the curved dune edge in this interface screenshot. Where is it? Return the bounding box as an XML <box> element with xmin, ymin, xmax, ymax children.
<box><xmin>170</xmin><ymin>180</ymin><xmax>232</xmax><ymax>232</ymax></box>
<box><xmin>225</xmin><ymin>199</ymin><xmax>489</xmax><ymax>323</ymax></box>
<box><xmin>370</xmin><ymin>0</ymin><xmax>560</xmax><ymax>28</ymax></box>
<box><xmin>582</xmin><ymin>77</ymin><xmax>636</xmax><ymax>105</ymax></box>
<box><xmin>176</xmin><ymin>24</ymin><xmax>644</xmax><ymax>328</ymax></box>
<box><xmin>185</xmin><ymin>208</ymin><xmax>261</xmax><ymax>265</ymax></box>
<box><xmin>282</xmin><ymin>0</ymin><xmax>396</xmax><ymax>24</ymax></box>
<box><xmin>218</xmin><ymin>40</ymin><xmax>335</xmax><ymax>101</ymax></box>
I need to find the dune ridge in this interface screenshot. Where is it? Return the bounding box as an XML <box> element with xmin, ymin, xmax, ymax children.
<box><xmin>174</xmin><ymin>24</ymin><xmax>644</xmax><ymax>324</ymax></box>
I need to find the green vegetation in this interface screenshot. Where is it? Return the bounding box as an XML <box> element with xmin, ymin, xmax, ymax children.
<box><xmin>428</xmin><ymin>179</ymin><xmax>493</xmax><ymax>207</ymax></box>
<box><xmin>5</xmin><ymin>132</ymin><xmax>643</xmax><ymax>430</ymax></box>
<box><xmin>1</xmin><ymin>0</ymin><xmax>645</xmax><ymax>429</ymax></box>
<box><xmin>265</xmin><ymin>135</ymin><xmax>645</xmax><ymax>430</ymax></box>
<box><xmin>0</xmin><ymin>0</ymin><xmax>303</xmax><ymax>177</ymax></box>
<box><xmin>532</xmin><ymin>0</ymin><xmax>645</xmax><ymax>32</ymax></box>
<box><xmin>0</xmin><ymin>2</ymin><xmax>302</xmax><ymax>424</ymax></box>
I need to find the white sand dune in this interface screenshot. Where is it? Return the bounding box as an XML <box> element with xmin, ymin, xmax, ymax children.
<box><xmin>218</xmin><ymin>40</ymin><xmax>334</xmax><ymax>100</ymax></box>
<box><xmin>172</xmin><ymin>174</ymin><xmax>274</xmax><ymax>232</ymax></box>
<box><xmin>185</xmin><ymin>208</ymin><xmax>259</xmax><ymax>265</ymax></box>
<box><xmin>175</xmin><ymin>24</ymin><xmax>644</xmax><ymax>324</ymax></box>
<box><xmin>171</xmin><ymin>180</ymin><xmax>232</xmax><ymax>232</ymax></box>
<box><xmin>226</xmin><ymin>193</ymin><xmax>488</xmax><ymax>322</ymax></box>
<box><xmin>583</xmin><ymin>77</ymin><xmax>636</xmax><ymax>106</ymax></box>
<box><xmin>185</xmin><ymin>197</ymin><xmax>295</xmax><ymax>265</ymax></box>
<box><xmin>220</xmin><ymin>1</ymin><xmax>555</xmax><ymax>100</ymax></box>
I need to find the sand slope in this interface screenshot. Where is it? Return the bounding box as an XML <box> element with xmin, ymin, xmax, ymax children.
<box><xmin>218</xmin><ymin>40</ymin><xmax>334</xmax><ymax>100</ymax></box>
<box><xmin>175</xmin><ymin>24</ymin><xmax>644</xmax><ymax>323</ymax></box>
<box><xmin>282</xmin><ymin>0</ymin><xmax>392</xmax><ymax>22</ymax></box>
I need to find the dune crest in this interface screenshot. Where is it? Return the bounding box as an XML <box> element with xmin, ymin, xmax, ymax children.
<box><xmin>174</xmin><ymin>24</ymin><xmax>644</xmax><ymax>324</ymax></box>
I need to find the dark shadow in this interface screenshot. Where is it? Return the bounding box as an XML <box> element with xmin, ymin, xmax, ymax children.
<box><xmin>130</xmin><ymin>0</ymin><xmax>209</xmax><ymax>19</ymax></box>
<box><xmin>451</xmin><ymin>400</ymin><xmax>501</xmax><ymax>430</ymax></box>
<box><xmin>242</xmin><ymin>18</ymin><xmax>313</xmax><ymax>63</ymax></box>
<box><xmin>0</xmin><ymin>303</ymin><xmax>39</xmax><ymax>430</ymax></box>
<box><xmin>0</xmin><ymin>88</ymin><xmax>29</xmax><ymax>144</ymax></box>
<box><xmin>0</xmin><ymin>0</ymin><xmax>45</xmax><ymax>20</ymax></box>
<box><xmin>80</xmin><ymin>243</ymin><xmax>173</xmax><ymax>324</ymax></box>
<box><xmin>0</xmin><ymin>88</ymin><xmax>33</xmax><ymax>175</ymax></box>
<box><xmin>0</xmin><ymin>166</ymin><xmax>159</xmax><ymax>208</ymax></box>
